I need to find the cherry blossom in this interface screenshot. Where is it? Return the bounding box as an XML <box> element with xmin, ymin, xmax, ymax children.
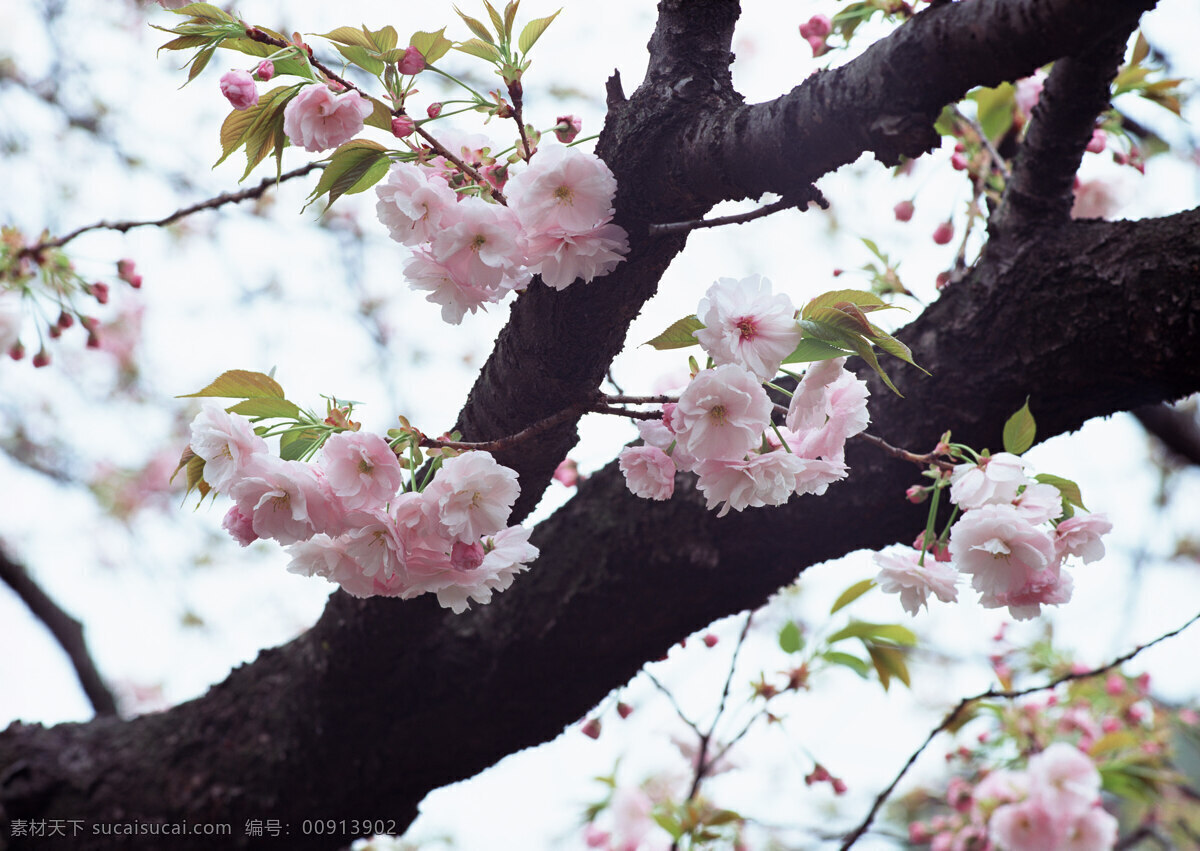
<box><xmin>505</xmin><ymin>144</ymin><xmax>618</xmax><ymax>234</ymax></box>
<box><xmin>949</xmin><ymin>452</ymin><xmax>1031</xmax><ymax>510</ymax></box>
<box><xmin>375</xmin><ymin>163</ymin><xmax>459</xmax><ymax>247</ymax></box>
<box><xmin>1012</xmin><ymin>482</ymin><xmax>1062</xmax><ymax>525</ymax></box>
<box><xmin>429</xmin><ymin>197</ymin><xmax>527</xmax><ymax>292</ymax></box>
<box><xmin>694</xmin><ymin>452</ymin><xmax>811</xmax><ymax>516</ymax></box>
<box><xmin>403</xmin><ymin>248</ymin><xmax>496</xmax><ymax>325</ymax></box>
<box><xmin>286</xmin><ymin>535</ymin><xmax>380</xmax><ymax>599</ymax></box>
<box><xmin>230</xmin><ymin>454</ymin><xmax>345</xmax><ymax>545</ymax></box>
<box><xmin>319</xmin><ymin>430</ymin><xmax>404</xmax><ymax>511</ymax></box>
<box><xmin>874</xmin><ymin>546</ymin><xmax>959</xmax><ymax>616</ymax></box>
<box><xmin>785</xmin><ymin>358</ymin><xmax>870</xmax><ymax>462</ymax></box>
<box><xmin>694</xmin><ymin>275</ymin><xmax>802</xmax><ymax>381</ymax></box>
<box><xmin>670</xmin><ymin>364</ymin><xmax>772</xmax><ymax>463</ymax></box>
<box><xmin>422</xmin><ymin>451</ymin><xmax>520</xmax><ymax>543</ymax></box>
<box><xmin>1054</xmin><ymin>513</ymin><xmax>1113</xmax><ymax>564</ymax></box>
<box><xmin>219</xmin><ymin>70</ymin><xmax>258</xmax><ymax>110</ymax></box>
<box><xmin>618</xmin><ymin>445</ymin><xmax>676</xmax><ymax>500</ymax></box>
<box><xmin>189</xmin><ymin>402</ymin><xmax>269</xmax><ymax>492</ymax></box>
<box><xmin>282</xmin><ymin>84</ymin><xmax>373</xmax><ymax>153</ymax></box>
<box><xmin>524</xmin><ymin>222</ymin><xmax>629</xmax><ymax>289</ymax></box>
<box><xmin>949</xmin><ymin>503</ymin><xmax>1058</xmax><ymax>606</ymax></box>
<box><xmin>221</xmin><ymin>505</ymin><xmax>258</xmax><ymax>547</ymax></box>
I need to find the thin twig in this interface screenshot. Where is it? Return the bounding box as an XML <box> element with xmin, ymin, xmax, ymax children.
<box><xmin>418</xmin><ymin>398</ymin><xmax>596</xmax><ymax>453</ymax></box>
<box><xmin>604</xmin><ymin>394</ymin><xmax>677</xmax><ymax>405</ymax></box>
<box><xmin>591</xmin><ymin>405</ymin><xmax>664</xmax><ymax>420</ymax></box>
<box><xmin>0</xmin><ymin>547</ymin><xmax>118</xmax><ymax>717</ymax></box>
<box><xmin>838</xmin><ymin>610</ymin><xmax>1200</xmax><ymax>850</ymax></box>
<box><xmin>18</xmin><ymin>163</ymin><xmax>323</xmax><ymax>258</ymax></box>
<box><xmin>685</xmin><ymin>613</ymin><xmax>755</xmax><ymax>801</ymax></box>
<box><xmin>855</xmin><ymin>431</ymin><xmax>953</xmax><ymax>471</ymax></box>
<box><xmin>648</xmin><ymin>187</ymin><xmax>828</xmax><ymax>237</ymax></box>
<box><xmin>644</xmin><ymin>670</ymin><xmax>702</xmax><ymax>737</ymax></box>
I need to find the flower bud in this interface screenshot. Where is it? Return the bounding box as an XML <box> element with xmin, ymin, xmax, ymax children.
<box><xmin>905</xmin><ymin>485</ymin><xmax>927</xmax><ymax>504</ymax></box>
<box><xmin>805</xmin><ymin>35</ymin><xmax>828</xmax><ymax>57</ymax></box>
<box><xmin>799</xmin><ymin>15</ymin><xmax>832</xmax><ymax>39</ymax></box>
<box><xmin>450</xmin><ymin>541</ymin><xmax>485</xmax><ymax>571</ymax></box>
<box><xmin>390</xmin><ymin>115</ymin><xmax>416</xmax><ymax>138</ymax></box>
<box><xmin>893</xmin><ymin>200</ymin><xmax>914</xmax><ymax>222</ymax></box>
<box><xmin>32</xmin><ymin>348</ymin><xmax>51</xmax><ymax>368</ymax></box>
<box><xmin>554</xmin><ymin>114</ymin><xmax>582</xmax><ymax>143</ymax></box>
<box><xmin>57</xmin><ymin>310</ymin><xmax>74</xmax><ymax>329</ymax></box>
<box><xmin>580</xmin><ymin>718</ymin><xmax>601</xmax><ymax>739</ymax></box>
<box><xmin>255</xmin><ymin>60</ymin><xmax>274</xmax><ymax>82</ymax></box>
<box><xmin>932</xmin><ymin>221</ymin><xmax>954</xmax><ymax>245</ymax></box>
<box><xmin>397</xmin><ymin>46</ymin><xmax>425</xmax><ymax>76</ymax></box>
<box><xmin>426</xmin><ymin>102</ymin><xmax>442</xmax><ymax>119</ymax></box>
<box><xmin>1086</xmin><ymin>128</ymin><xmax>1106</xmax><ymax>154</ymax></box>
<box><xmin>616</xmin><ymin>702</ymin><xmax>633</xmax><ymax>719</ymax></box>
<box><xmin>219</xmin><ymin>69</ymin><xmax>259</xmax><ymax>111</ymax></box>
<box><xmin>89</xmin><ymin>282</ymin><xmax>110</xmax><ymax>304</ymax></box>
<box><xmin>702</xmin><ymin>633</ymin><xmax>719</xmax><ymax>648</ymax></box>
<box><xmin>950</xmin><ymin>152</ymin><xmax>968</xmax><ymax>171</ymax></box>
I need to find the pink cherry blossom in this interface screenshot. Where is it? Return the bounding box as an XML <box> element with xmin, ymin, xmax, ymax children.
<box><xmin>949</xmin><ymin>503</ymin><xmax>1058</xmax><ymax>603</ymax></box>
<box><xmin>1061</xmin><ymin>808</ymin><xmax>1118</xmax><ymax>851</ymax></box>
<box><xmin>874</xmin><ymin>546</ymin><xmax>959</xmax><ymax>616</ymax></box>
<box><xmin>989</xmin><ymin>800</ymin><xmax>1062</xmax><ymax>851</ymax></box>
<box><xmin>694</xmin><ymin>275</ymin><xmax>802</xmax><ymax>381</ymax></box>
<box><xmin>430</xmin><ymin>197</ymin><xmax>527</xmax><ymax>291</ymax></box>
<box><xmin>286</xmin><ymin>535</ymin><xmax>380</xmax><ymax>598</ymax></box>
<box><xmin>219</xmin><ymin>70</ymin><xmax>258</xmax><ymax>111</ymax></box>
<box><xmin>671</xmin><ymin>364</ymin><xmax>772</xmax><ymax>463</ymax></box>
<box><xmin>618</xmin><ymin>445</ymin><xmax>676</xmax><ymax>500</ymax></box>
<box><xmin>694</xmin><ymin>451</ymin><xmax>812</xmax><ymax>517</ymax></box>
<box><xmin>1027</xmin><ymin>743</ymin><xmax>1101</xmax><ymax>818</ymax></box>
<box><xmin>524</xmin><ymin>222</ymin><xmax>628</xmax><ymax>290</ymax></box>
<box><xmin>339</xmin><ymin>509</ymin><xmax>405</xmax><ymax>581</ymax></box>
<box><xmin>189</xmin><ymin>403</ymin><xmax>269</xmax><ymax>493</ymax></box>
<box><xmin>230</xmin><ymin>455</ymin><xmax>344</xmax><ymax>545</ymax></box>
<box><xmin>553</xmin><ymin>458</ymin><xmax>580</xmax><ymax>488</ymax></box>
<box><xmin>637</xmin><ymin>413</ymin><xmax>698</xmax><ymax>473</ymax></box>
<box><xmin>554</xmin><ymin>114</ymin><xmax>582</xmax><ymax>143</ymax></box>
<box><xmin>319</xmin><ymin>430</ymin><xmax>404</xmax><ymax>510</ymax></box>
<box><xmin>1013</xmin><ymin>482</ymin><xmax>1062</xmax><ymax>525</ymax></box>
<box><xmin>505</xmin><ymin>145</ymin><xmax>617</xmax><ymax>234</ymax></box>
<box><xmin>283</xmin><ymin>84</ymin><xmax>373</xmax><ymax>153</ymax></box>
<box><xmin>397</xmin><ymin>45</ymin><xmax>425</xmax><ymax>76</ymax></box>
<box><xmin>1054</xmin><ymin>513</ymin><xmax>1112</xmax><ymax>564</ymax></box>
<box><xmin>423</xmin><ymin>451</ymin><xmax>520</xmax><ymax>543</ymax></box>
<box><xmin>375</xmin><ymin>163</ymin><xmax>460</xmax><ymax>246</ymax></box>
<box><xmin>419</xmin><ymin>525</ymin><xmax>539</xmax><ymax>614</ymax></box>
<box><xmin>785</xmin><ymin>358</ymin><xmax>870</xmax><ymax>462</ymax></box>
<box><xmin>221</xmin><ymin>505</ymin><xmax>259</xmax><ymax>547</ymax></box>
<box><xmin>949</xmin><ymin>452</ymin><xmax>1031</xmax><ymax>510</ymax></box>
<box><xmin>997</xmin><ymin>567</ymin><xmax>1073</xmax><ymax>620</ymax></box>
<box><xmin>403</xmin><ymin>248</ymin><xmax>497</xmax><ymax>325</ymax></box>
<box><xmin>972</xmin><ymin>769</ymin><xmax>1029</xmax><ymax>819</ymax></box>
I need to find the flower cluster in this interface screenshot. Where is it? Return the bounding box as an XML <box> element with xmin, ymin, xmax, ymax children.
<box><xmin>283</xmin><ymin>83</ymin><xmax>374</xmax><ymax>153</ymax></box>
<box><xmin>377</xmin><ymin>140</ymin><xmax>628</xmax><ymax>323</ymax></box>
<box><xmin>188</xmin><ymin>403</ymin><xmax>537</xmax><ymax>613</ymax></box>
<box><xmin>620</xmin><ymin>276</ymin><xmax>868</xmax><ymax>516</ymax></box>
<box><xmin>877</xmin><ymin>452</ymin><xmax>1111</xmax><ymax>619</ymax></box>
<box><xmin>910</xmin><ymin>743</ymin><xmax>1117</xmax><ymax>850</ymax></box>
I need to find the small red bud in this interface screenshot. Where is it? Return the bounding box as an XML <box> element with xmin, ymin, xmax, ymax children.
<box><xmin>397</xmin><ymin>46</ymin><xmax>425</xmax><ymax>76</ymax></box>
<box><xmin>426</xmin><ymin>102</ymin><xmax>443</xmax><ymax>119</ymax></box>
<box><xmin>893</xmin><ymin>200</ymin><xmax>915</xmax><ymax>222</ymax></box>
<box><xmin>935</xmin><ymin>271</ymin><xmax>951</xmax><ymax>289</ymax></box>
<box><xmin>391</xmin><ymin>116</ymin><xmax>416</xmax><ymax>138</ymax></box>
<box><xmin>90</xmin><ymin>282</ymin><xmax>110</xmax><ymax>304</ymax></box>
<box><xmin>32</xmin><ymin>349</ymin><xmax>51</xmax><ymax>368</ymax></box>
<box><xmin>832</xmin><ymin>778</ymin><xmax>847</xmax><ymax>795</ymax></box>
<box><xmin>255</xmin><ymin>60</ymin><xmax>274</xmax><ymax>82</ymax></box>
<box><xmin>832</xmin><ymin>268</ymin><xmax>843</xmax><ymax>277</ymax></box>
<box><xmin>554</xmin><ymin>114</ymin><xmax>582</xmax><ymax>144</ymax></box>
<box><xmin>932</xmin><ymin>221</ymin><xmax>954</xmax><ymax>245</ymax></box>
<box><xmin>57</xmin><ymin>311</ymin><xmax>74</xmax><ymax>329</ymax></box>
<box><xmin>617</xmin><ymin>702</ymin><xmax>633</xmax><ymax>719</ymax></box>
<box><xmin>580</xmin><ymin>718</ymin><xmax>601</xmax><ymax>739</ymax></box>
<box><xmin>1086</xmin><ymin>128</ymin><xmax>1106</xmax><ymax>154</ymax></box>
<box><xmin>9</xmin><ymin>342</ymin><xmax>25</xmax><ymax>360</ymax></box>
<box><xmin>86</xmin><ymin>332</ymin><xmax>101</xmax><ymax>349</ymax></box>
<box><xmin>703</xmin><ymin>633</ymin><xmax>719</xmax><ymax>648</ymax></box>
<box><xmin>950</xmin><ymin>152</ymin><xmax>968</xmax><ymax>171</ymax></box>
<box><xmin>906</xmin><ymin>485</ymin><xmax>927</xmax><ymax>504</ymax></box>
<box><xmin>48</xmin><ymin>324</ymin><xmax>63</xmax><ymax>339</ymax></box>
<box><xmin>80</xmin><ymin>316</ymin><xmax>100</xmax><ymax>332</ymax></box>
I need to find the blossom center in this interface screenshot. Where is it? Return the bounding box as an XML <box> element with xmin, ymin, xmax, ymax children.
<box><xmin>471</xmin><ymin>233</ymin><xmax>488</xmax><ymax>253</ymax></box>
<box><xmin>553</xmin><ymin>184</ymin><xmax>574</xmax><ymax>205</ymax></box>
<box><xmin>735</xmin><ymin>316</ymin><xmax>758</xmax><ymax>341</ymax></box>
<box><xmin>357</xmin><ymin>459</ymin><xmax>374</xmax><ymax>476</ymax></box>
<box><xmin>707</xmin><ymin>404</ymin><xmax>728</xmax><ymax>426</ymax></box>
<box><xmin>976</xmin><ymin>537</ymin><xmax>1011</xmax><ymax>559</ymax></box>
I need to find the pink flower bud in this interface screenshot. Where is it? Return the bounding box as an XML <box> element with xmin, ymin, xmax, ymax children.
<box><xmin>932</xmin><ymin>221</ymin><xmax>954</xmax><ymax>245</ymax></box>
<box><xmin>426</xmin><ymin>102</ymin><xmax>442</xmax><ymax>119</ymax></box>
<box><xmin>554</xmin><ymin>114</ymin><xmax>582</xmax><ymax>143</ymax></box>
<box><xmin>908</xmin><ymin>822</ymin><xmax>931</xmax><ymax>844</ymax></box>
<box><xmin>831</xmin><ymin>777</ymin><xmax>847</xmax><ymax>795</ymax></box>
<box><xmin>1101</xmin><ymin>716</ymin><xmax>1121</xmax><ymax>733</ymax></box>
<box><xmin>893</xmin><ymin>200</ymin><xmax>915</xmax><ymax>222</ymax></box>
<box><xmin>703</xmin><ymin>633</ymin><xmax>718</xmax><ymax>648</ymax></box>
<box><xmin>390</xmin><ymin>115</ymin><xmax>416</xmax><ymax>138</ymax></box>
<box><xmin>8</xmin><ymin>342</ymin><xmax>24</xmax><ymax>361</ymax></box>
<box><xmin>805</xmin><ymin>34</ymin><xmax>828</xmax><ymax>57</ymax></box>
<box><xmin>255</xmin><ymin>60</ymin><xmax>274</xmax><ymax>82</ymax></box>
<box><xmin>32</xmin><ymin>348</ymin><xmax>50</xmax><ymax>368</ymax></box>
<box><xmin>48</xmin><ymin>324</ymin><xmax>62</xmax><ymax>339</ymax></box>
<box><xmin>451</xmin><ymin>541</ymin><xmax>486</xmax><ymax>571</ymax></box>
<box><xmin>57</xmin><ymin>311</ymin><xmax>74</xmax><ymax>329</ymax></box>
<box><xmin>580</xmin><ymin>718</ymin><xmax>601</xmax><ymax>739</ymax></box>
<box><xmin>950</xmin><ymin>152</ymin><xmax>968</xmax><ymax>171</ymax></box>
<box><xmin>80</xmin><ymin>316</ymin><xmax>99</xmax><ymax>332</ymax></box>
<box><xmin>905</xmin><ymin>484</ymin><xmax>926</xmax><ymax>503</ymax></box>
<box><xmin>553</xmin><ymin>458</ymin><xmax>580</xmax><ymax>488</ymax></box>
<box><xmin>398</xmin><ymin>46</ymin><xmax>425</xmax><ymax>76</ymax></box>
<box><xmin>86</xmin><ymin>332</ymin><xmax>100</xmax><ymax>349</ymax></box>
<box><xmin>219</xmin><ymin>69</ymin><xmax>259</xmax><ymax>111</ymax></box>
<box><xmin>89</xmin><ymin>282</ymin><xmax>110</xmax><ymax>304</ymax></box>
<box><xmin>117</xmin><ymin>259</ymin><xmax>136</xmax><ymax>280</ymax></box>
<box><xmin>935</xmin><ymin>271</ymin><xmax>950</xmax><ymax>289</ymax></box>
<box><xmin>1086</xmin><ymin>128</ymin><xmax>1106</xmax><ymax>154</ymax></box>
<box><xmin>616</xmin><ymin>702</ymin><xmax>633</xmax><ymax>719</ymax></box>
<box><xmin>1105</xmin><ymin>674</ymin><xmax>1125</xmax><ymax>696</ymax></box>
<box><xmin>799</xmin><ymin>14</ymin><xmax>832</xmax><ymax>39</ymax></box>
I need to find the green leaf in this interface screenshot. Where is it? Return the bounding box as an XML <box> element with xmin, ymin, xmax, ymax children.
<box><xmin>781</xmin><ymin>337</ymin><xmax>852</xmax><ymax>364</ymax></box>
<box><xmin>455</xmin><ymin>8</ymin><xmax>496</xmax><ymax>43</ymax></box>
<box><xmin>933</xmin><ymin>103</ymin><xmax>958</xmax><ymax>137</ymax></box>
<box><xmin>455</xmin><ymin>38</ymin><xmax>503</xmax><ymax>61</ymax></box>
<box><xmin>363</xmin><ymin>97</ymin><xmax>395</xmax><ymax>133</ymax></box>
<box><xmin>367</xmin><ymin>25</ymin><xmax>398</xmax><ymax>52</ymax></box>
<box><xmin>185</xmin><ymin>43</ymin><xmax>217</xmax><ymax>84</ymax></box>
<box><xmin>158</xmin><ymin>34</ymin><xmax>214</xmax><ymax>52</ymax></box>
<box><xmin>970</xmin><ymin>82</ymin><xmax>1016</xmax><ymax>143</ymax></box>
<box><xmin>179</xmin><ymin>369</ymin><xmax>286</xmax><ymax>399</ymax></box>
<box><xmin>844</xmin><ymin>333</ymin><xmax>902</xmax><ymax>396</ymax></box>
<box><xmin>802</xmin><ymin>288</ymin><xmax>889</xmax><ymax>318</ymax></box>
<box><xmin>334</xmin><ymin>43</ymin><xmax>385</xmax><ymax>75</ymax></box>
<box><xmin>174</xmin><ymin>3</ymin><xmax>236</xmax><ymax>22</ymax></box>
<box><xmin>867</xmin><ymin>326</ymin><xmax>928</xmax><ymax>374</ymax></box>
<box><xmin>644</xmin><ymin>316</ymin><xmax>703</xmax><ymax>350</ymax></box>
<box><xmin>827</xmin><ymin>620</ymin><xmax>917</xmax><ymax>646</ymax></box>
<box><xmin>482</xmin><ymin>0</ymin><xmax>505</xmax><ymax>37</ymax></box>
<box><xmin>651</xmin><ymin>807</ymin><xmax>683</xmax><ymax>841</ymax></box>
<box><xmin>307</xmin><ymin>140</ymin><xmax>391</xmax><ymax>211</ymax></box>
<box><xmin>778</xmin><ymin>621</ymin><xmax>804</xmax><ymax>654</ymax></box>
<box><xmin>1002</xmin><ymin>399</ymin><xmax>1036</xmax><ymax>455</ymax></box>
<box><xmin>517</xmin><ymin>10</ymin><xmax>560</xmax><ymax>54</ymax></box>
<box><xmin>831</xmin><ymin>579</ymin><xmax>876</xmax><ymax>614</ymax></box>
<box><xmin>867</xmin><ymin>643</ymin><xmax>911</xmax><ymax>691</ymax></box>
<box><xmin>411</xmin><ymin>28</ymin><xmax>453</xmax><ymax>64</ymax></box>
<box><xmin>214</xmin><ymin>85</ymin><xmax>299</xmax><ymax>172</ymax></box>
<box><xmin>1035</xmin><ymin>474</ymin><xmax>1086</xmax><ymax>510</ymax></box>
<box><xmin>279</xmin><ymin>428</ymin><xmax>324</xmax><ymax>461</ymax></box>
<box><xmin>503</xmin><ymin>1</ymin><xmax>520</xmax><ymax>41</ymax></box>
<box><xmin>317</xmin><ymin>26</ymin><xmax>375</xmax><ymax>49</ymax></box>
<box><xmin>226</xmin><ymin>397</ymin><xmax>301</xmax><ymax>420</ymax></box>
<box><xmin>820</xmin><ymin>650</ymin><xmax>871</xmax><ymax>679</ymax></box>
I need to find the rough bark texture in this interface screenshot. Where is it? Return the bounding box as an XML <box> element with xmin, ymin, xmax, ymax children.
<box><xmin>2</xmin><ymin>0</ymin><xmax>1194</xmax><ymax>848</ymax></box>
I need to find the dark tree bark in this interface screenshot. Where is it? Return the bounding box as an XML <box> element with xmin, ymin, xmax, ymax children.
<box><xmin>2</xmin><ymin>0</ymin><xmax>1195</xmax><ymax>848</ymax></box>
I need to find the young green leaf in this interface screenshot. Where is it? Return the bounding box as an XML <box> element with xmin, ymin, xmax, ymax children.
<box><xmin>778</xmin><ymin>621</ymin><xmax>804</xmax><ymax>654</ymax></box>
<box><xmin>819</xmin><ymin>650</ymin><xmax>871</xmax><ymax>679</ymax></box>
<box><xmin>317</xmin><ymin>26</ymin><xmax>376</xmax><ymax>50</ymax></box>
<box><xmin>482</xmin><ymin>0</ymin><xmax>506</xmax><ymax>37</ymax></box>
<box><xmin>802</xmin><ymin>288</ymin><xmax>889</xmax><ymax>318</ymax></box>
<box><xmin>279</xmin><ymin>428</ymin><xmax>324</xmax><ymax>461</ymax></box>
<box><xmin>226</xmin><ymin>397</ymin><xmax>301</xmax><ymax>420</ymax></box>
<box><xmin>455</xmin><ymin>38</ymin><xmax>503</xmax><ymax>62</ymax></box>
<box><xmin>333</xmin><ymin>43</ymin><xmax>385</xmax><ymax>76</ymax></box>
<box><xmin>455</xmin><ymin>8</ymin><xmax>497</xmax><ymax>44</ymax></box>
<box><xmin>1034</xmin><ymin>473</ymin><xmax>1087</xmax><ymax>510</ymax></box>
<box><xmin>307</xmin><ymin>140</ymin><xmax>391</xmax><ymax>211</ymax></box>
<box><xmin>366</xmin><ymin>25</ymin><xmax>398</xmax><ymax>52</ymax></box>
<box><xmin>410</xmin><ymin>28</ymin><xmax>453</xmax><ymax>63</ymax></box>
<box><xmin>1002</xmin><ymin>399</ymin><xmax>1037</xmax><ymax>455</ymax></box>
<box><xmin>179</xmin><ymin>369</ymin><xmax>287</xmax><ymax>400</ymax></box>
<box><xmin>517</xmin><ymin>10</ymin><xmax>561</xmax><ymax>54</ymax></box>
<box><xmin>174</xmin><ymin>3</ymin><xmax>236</xmax><ymax>22</ymax></box>
<box><xmin>867</xmin><ymin>643</ymin><xmax>911</xmax><ymax>691</ymax></box>
<box><xmin>830</xmin><ymin>579</ymin><xmax>876</xmax><ymax>614</ymax></box>
<box><xmin>644</xmin><ymin>315</ymin><xmax>703</xmax><ymax>350</ymax></box>
<box><xmin>781</xmin><ymin>337</ymin><xmax>852</xmax><ymax>364</ymax></box>
<box><xmin>503</xmin><ymin>1</ymin><xmax>520</xmax><ymax>41</ymax></box>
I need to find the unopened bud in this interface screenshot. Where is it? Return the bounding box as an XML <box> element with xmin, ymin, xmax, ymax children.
<box><xmin>832</xmin><ymin>777</ymin><xmax>847</xmax><ymax>795</ymax></box>
<box><xmin>554</xmin><ymin>114</ymin><xmax>582</xmax><ymax>144</ymax></box>
<box><xmin>255</xmin><ymin>60</ymin><xmax>274</xmax><ymax>82</ymax></box>
<box><xmin>702</xmin><ymin>633</ymin><xmax>718</xmax><ymax>648</ymax></box>
<box><xmin>893</xmin><ymin>200</ymin><xmax>914</xmax><ymax>222</ymax></box>
<box><xmin>1086</xmin><ymin>128</ymin><xmax>1106</xmax><ymax>154</ymax></box>
<box><xmin>397</xmin><ymin>46</ymin><xmax>425</xmax><ymax>76</ymax></box>
<box><xmin>8</xmin><ymin>342</ymin><xmax>24</xmax><ymax>360</ymax></box>
<box><xmin>932</xmin><ymin>221</ymin><xmax>954</xmax><ymax>245</ymax></box>
<box><xmin>57</xmin><ymin>311</ymin><xmax>74</xmax><ymax>329</ymax></box>
<box><xmin>906</xmin><ymin>485</ymin><xmax>927</xmax><ymax>504</ymax></box>
<box><xmin>426</xmin><ymin>102</ymin><xmax>442</xmax><ymax>119</ymax></box>
<box><xmin>580</xmin><ymin>718</ymin><xmax>601</xmax><ymax>739</ymax></box>
<box><xmin>616</xmin><ymin>702</ymin><xmax>633</xmax><ymax>719</ymax></box>
<box><xmin>89</xmin><ymin>282</ymin><xmax>110</xmax><ymax>304</ymax></box>
<box><xmin>799</xmin><ymin>15</ymin><xmax>832</xmax><ymax>39</ymax></box>
<box><xmin>391</xmin><ymin>115</ymin><xmax>416</xmax><ymax>138</ymax></box>
<box><xmin>32</xmin><ymin>348</ymin><xmax>51</xmax><ymax>368</ymax></box>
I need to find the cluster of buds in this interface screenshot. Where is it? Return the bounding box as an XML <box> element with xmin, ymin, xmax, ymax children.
<box><xmin>799</xmin><ymin>15</ymin><xmax>832</xmax><ymax>57</ymax></box>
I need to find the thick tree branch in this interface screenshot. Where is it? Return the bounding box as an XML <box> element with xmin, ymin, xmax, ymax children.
<box><xmin>0</xmin><ymin>549</ymin><xmax>116</xmax><ymax>718</ymax></box>
<box><xmin>4</xmin><ymin>208</ymin><xmax>1199</xmax><ymax>848</ymax></box>
<box><xmin>1135</xmin><ymin>402</ymin><xmax>1200</xmax><ymax>466</ymax></box>
<box><xmin>989</xmin><ymin>27</ymin><xmax>1133</xmax><ymax>246</ymax></box>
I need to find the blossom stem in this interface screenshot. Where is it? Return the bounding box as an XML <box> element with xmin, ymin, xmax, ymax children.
<box><xmin>647</xmin><ymin>187</ymin><xmax>828</xmax><ymax>237</ymax></box>
<box><xmin>856</xmin><ymin>431</ymin><xmax>954</xmax><ymax>472</ymax></box>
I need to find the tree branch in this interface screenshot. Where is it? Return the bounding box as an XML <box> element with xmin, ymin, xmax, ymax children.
<box><xmin>0</xmin><ymin>548</ymin><xmax>116</xmax><ymax>718</ymax></box>
<box><xmin>1134</xmin><ymin>402</ymin><xmax>1200</xmax><ymax>467</ymax></box>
